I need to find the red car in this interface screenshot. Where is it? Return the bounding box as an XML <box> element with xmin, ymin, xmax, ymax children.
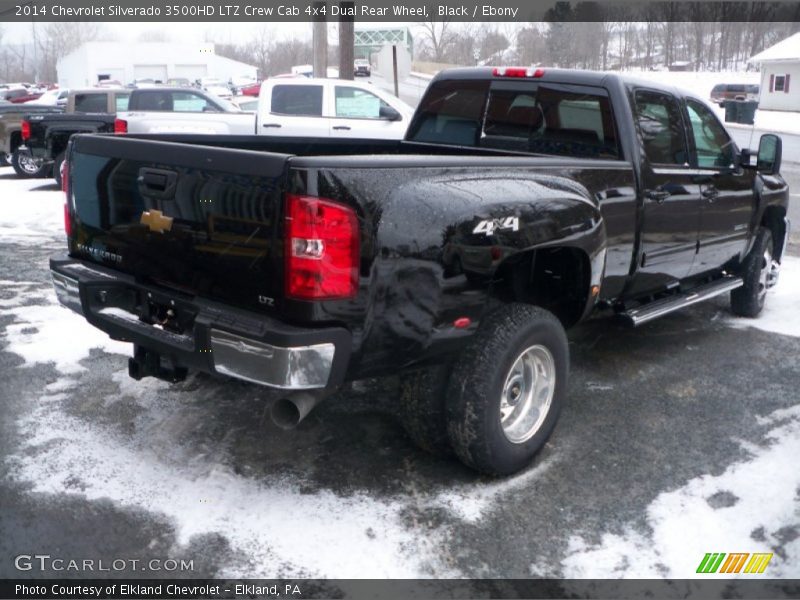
<box><xmin>0</xmin><ymin>88</ymin><xmax>43</xmax><ymax>103</ymax></box>
<box><xmin>239</xmin><ymin>82</ymin><xmax>262</xmax><ymax>97</ymax></box>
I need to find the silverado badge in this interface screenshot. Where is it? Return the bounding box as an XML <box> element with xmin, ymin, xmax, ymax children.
<box><xmin>140</xmin><ymin>210</ymin><xmax>173</xmax><ymax>233</ymax></box>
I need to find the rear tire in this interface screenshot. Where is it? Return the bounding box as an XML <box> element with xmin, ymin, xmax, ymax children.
<box><xmin>11</xmin><ymin>150</ymin><xmax>49</xmax><ymax>178</ymax></box>
<box><xmin>53</xmin><ymin>152</ymin><xmax>65</xmax><ymax>188</ymax></box>
<box><xmin>399</xmin><ymin>365</ymin><xmax>452</xmax><ymax>456</ymax></box>
<box><xmin>446</xmin><ymin>304</ymin><xmax>568</xmax><ymax>476</ymax></box>
<box><xmin>731</xmin><ymin>227</ymin><xmax>775</xmax><ymax>318</ymax></box>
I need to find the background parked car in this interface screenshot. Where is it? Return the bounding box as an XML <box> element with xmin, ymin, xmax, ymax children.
<box><xmin>710</xmin><ymin>83</ymin><xmax>760</xmax><ymax>106</ymax></box>
<box><xmin>166</xmin><ymin>77</ymin><xmax>192</xmax><ymax>88</ymax></box>
<box><xmin>17</xmin><ymin>88</ymin><xmax>130</xmax><ymax>181</ymax></box>
<box><xmin>0</xmin><ymin>103</ymin><xmax>63</xmax><ymax>175</ymax></box>
<box><xmin>0</xmin><ymin>88</ymin><xmax>43</xmax><ymax>103</ymax></box>
<box><xmin>199</xmin><ymin>78</ymin><xmax>234</xmax><ymax>100</ymax></box>
<box><xmin>32</xmin><ymin>88</ymin><xmax>70</xmax><ymax>107</ymax></box>
<box><xmin>354</xmin><ymin>59</ymin><xmax>372</xmax><ymax>76</ymax></box>
<box><xmin>116</xmin><ymin>78</ymin><xmax>413</xmax><ymax>139</ymax></box>
<box><xmin>229</xmin><ymin>75</ymin><xmax>258</xmax><ymax>95</ymax></box>
<box><xmin>239</xmin><ymin>81</ymin><xmax>262</xmax><ymax>96</ymax></box>
<box><xmin>231</xmin><ymin>95</ymin><xmax>259</xmax><ymax>111</ymax></box>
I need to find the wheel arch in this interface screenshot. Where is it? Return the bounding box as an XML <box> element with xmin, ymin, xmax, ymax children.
<box><xmin>487</xmin><ymin>243</ymin><xmax>600</xmax><ymax>329</ymax></box>
<box><xmin>760</xmin><ymin>204</ymin><xmax>788</xmax><ymax>262</ymax></box>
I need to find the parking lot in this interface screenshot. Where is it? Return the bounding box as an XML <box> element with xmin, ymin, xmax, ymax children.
<box><xmin>0</xmin><ymin>165</ymin><xmax>799</xmax><ymax>583</ymax></box>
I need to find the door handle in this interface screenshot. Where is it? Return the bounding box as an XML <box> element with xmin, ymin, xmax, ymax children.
<box><xmin>645</xmin><ymin>189</ymin><xmax>671</xmax><ymax>203</ymax></box>
<box><xmin>701</xmin><ymin>186</ymin><xmax>720</xmax><ymax>201</ymax></box>
<box><xmin>332</xmin><ymin>125</ymin><xmax>351</xmax><ymax>131</ymax></box>
<box><xmin>262</xmin><ymin>123</ymin><xmax>281</xmax><ymax>128</ymax></box>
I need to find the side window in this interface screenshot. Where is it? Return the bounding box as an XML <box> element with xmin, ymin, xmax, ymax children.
<box><xmin>74</xmin><ymin>93</ymin><xmax>107</xmax><ymax>113</ymax></box>
<box><xmin>481</xmin><ymin>85</ymin><xmax>620</xmax><ymax>158</ymax></box>
<box><xmin>172</xmin><ymin>92</ymin><xmax>216</xmax><ymax>112</ymax></box>
<box><xmin>685</xmin><ymin>99</ymin><xmax>736</xmax><ymax>168</ymax></box>
<box><xmin>634</xmin><ymin>90</ymin><xmax>688</xmax><ymax>165</ymax></box>
<box><xmin>271</xmin><ymin>85</ymin><xmax>323</xmax><ymax>116</ymax></box>
<box><xmin>114</xmin><ymin>94</ymin><xmax>129</xmax><ymax>112</ymax></box>
<box><xmin>406</xmin><ymin>79</ymin><xmax>489</xmax><ymax>146</ymax></box>
<box><xmin>334</xmin><ymin>86</ymin><xmax>389</xmax><ymax>119</ymax></box>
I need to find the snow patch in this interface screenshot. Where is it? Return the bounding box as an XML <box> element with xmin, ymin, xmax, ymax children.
<box><xmin>0</xmin><ymin>170</ymin><xmax>66</xmax><ymax>243</ymax></box>
<box><xmin>2</xmin><ymin>295</ymin><xmax>130</xmax><ymax>373</ymax></box>
<box><xmin>8</xmin><ymin>379</ymin><xmax>455</xmax><ymax>579</ymax></box>
<box><xmin>727</xmin><ymin>256</ymin><xmax>800</xmax><ymax>338</ymax></box>
<box><xmin>433</xmin><ymin>456</ymin><xmax>558</xmax><ymax>523</ymax></box>
<box><xmin>551</xmin><ymin>404</ymin><xmax>800</xmax><ymax>578</ymax></box>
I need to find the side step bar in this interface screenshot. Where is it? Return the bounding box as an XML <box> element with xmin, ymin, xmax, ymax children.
<box><xmin>621</xmin><ymin>276</ymin><xmax>743</xmax><ymax>327</ymax></box>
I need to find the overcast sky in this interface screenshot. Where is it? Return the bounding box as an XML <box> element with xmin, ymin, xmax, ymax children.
<box><xmin>1</xmin><ymin>20</ymin><xmax>428</xmax><ymax>45</ymax></box>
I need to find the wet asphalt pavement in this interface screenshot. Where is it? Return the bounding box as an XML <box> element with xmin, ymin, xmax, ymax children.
<box><xmin>1</xmin><ymin>171</ymin><xmax>799</xmax><ymax>588</ymax></box>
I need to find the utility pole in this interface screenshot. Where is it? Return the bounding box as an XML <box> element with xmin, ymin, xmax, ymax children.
<box><xmin>338</xmin><ymin>1</ymin><xmax>354</xmax><ymax>81</ymax></box>
<box><xmin>312</xmin><ymin>1</ymin><xmax>327</xmax><ymax>78</ymax></box>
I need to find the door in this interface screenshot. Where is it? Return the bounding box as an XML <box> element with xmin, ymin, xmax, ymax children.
<box><xmin>684</xmin><ymin>98</ymin><xmax>756</xmax><ymax>276</ymax></box>
<box><xmin>258</xmin><ymin>83</ymin><xmax>329</xmax><ymax>137</ymax></box>
<box><xmin>175</xmin><ymin>64</ymin><xmax>208</xmax><ymax>82</ymax></box>
<box><xmin>329</xmin><ymin>84</ymin><xmax>407</xmax><ymax>139</ymax></box>
<box><xmin>631</xmin><ymin>89</ymin><xmax>701</xmax><ymax>293</ymax></box>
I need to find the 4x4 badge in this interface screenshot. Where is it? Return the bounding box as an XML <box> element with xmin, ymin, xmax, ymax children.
<box><xmin>140</xmin><ymin>210</ymin><xmax>173</xmax><ymax>233</ymax></box>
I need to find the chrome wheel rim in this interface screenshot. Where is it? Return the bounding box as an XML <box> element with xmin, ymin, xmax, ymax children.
<box><xmin>758</xmin><ymin>246</ymin><xmax>774</xmax><ymax>303</ymax></box>
<box><xmin>499</xmin><ymin>344</ymin><xmax>555</xmax><ymax>444</ymax></box>
<box><xmin>16</xmin><ymin>153</ymin><xmax>39</xmax><ymax>175</ymax></box>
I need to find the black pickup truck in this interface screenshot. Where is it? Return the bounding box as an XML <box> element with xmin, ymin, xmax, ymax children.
<box><xmin>19</xmin><ymin>88</ymin><xmax>130</xmax><ymax>184</ymax></box>
<box><xmin>50</xmin><ymin>68</ymin><xmax>789</xmax><ymax>475</ymax></box>
<box><xmin>21</xmin><ymin>87</ymin><xmax>239</xmax><ymax>186</ymax></box>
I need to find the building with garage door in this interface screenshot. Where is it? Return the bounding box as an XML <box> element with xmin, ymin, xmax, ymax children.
<box><xmin>748</xmin><ymin>32</ymin><xmax>799</xmax><ymax>111</ymax></box>
<box><xmin>56</xmin><ymin>42</ymin><xmax>257</xmax><ymax>88</ymax></box>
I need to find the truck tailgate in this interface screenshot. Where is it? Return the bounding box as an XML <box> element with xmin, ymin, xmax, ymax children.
<box><xmin>67</xmin><ymin>134</ymin><xmax>288</xmax><ymax>312</ymax></box>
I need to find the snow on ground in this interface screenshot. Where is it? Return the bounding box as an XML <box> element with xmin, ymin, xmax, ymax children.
<box><xmin>0</xmin><ymin>169</ymin><xmax>65</xmax><ymax>243</ymax></box>
<box><xmin>538</xmin><ymin>404</ymin><xmax>800</xmax><ymax>579</ymax></box>
<box><xmin>727</xmin><ymin>256</ymin><xmax>800</xmax><ymax>338</ymax></box>
<box><xmin>7</xmin><ymin>374</ymin><xmax>453</xmax><ymax>578</ymax></box>
<box><xmin>3</xmin><ymin>294</ymin><xmax>130</xmax><ymax>373</ymax></box>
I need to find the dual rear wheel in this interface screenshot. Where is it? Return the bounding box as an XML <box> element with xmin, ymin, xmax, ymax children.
<box><xmin>400</xmin><ymin>304</ymin><xmax>568</xmax><ymax>476</ymax></box>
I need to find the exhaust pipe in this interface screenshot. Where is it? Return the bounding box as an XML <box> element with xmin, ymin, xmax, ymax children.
<box><xmin>270</xmin><ymin>392</ymin><xmax>320</xmax><ymax>430</ymax></box>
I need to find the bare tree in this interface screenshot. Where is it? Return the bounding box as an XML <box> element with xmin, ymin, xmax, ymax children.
<box><xmin>418</xmin><ymin>20</ymin><xmax>456</xmax><ymax>63</ymax></box>
<box><xmin>35</xmin><ymin>22</ymin><xmax>108</xmax><ymax>81</ymax></box>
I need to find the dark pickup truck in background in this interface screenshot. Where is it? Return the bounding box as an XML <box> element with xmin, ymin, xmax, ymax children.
<box><xmin>0</xmin><ymin>103</ymin><xmax>64</xmax><ymax>175</ymax></box>
<box><xmin>18</xmin><ymin>88</ymin><xmax>131</xmax><ymax>183</ymax></box>
<box><xmin>51</xmin><ymin>67</ymin><xmax>789</xmax><ymax>475</ymax></box>
<box><xmin>21</xmin><ymin>87</ymin><xmax>238</xmax><ymax>186</ymax></box>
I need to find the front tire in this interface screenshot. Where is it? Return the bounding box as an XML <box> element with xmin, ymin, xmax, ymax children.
<box><xmin>731</xmin><ymin>227</ymin><xmax>776</xmax><ymax>318</ymax></box>
<box><xmin>446</xmin><ymin>304</ymin><xmax>568</xmax><ymax>475</ymax></box>
<box><xmin>11</xmin><ymin>150</ymin><xmax>49</xmax><ymax>178</ymax></box>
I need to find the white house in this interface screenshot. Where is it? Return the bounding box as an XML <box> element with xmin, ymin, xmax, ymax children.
<box><xmin>57</xmin><ymin>42</ymin><xmax>258</xmax><ymax>88</ymax></box>
<box><xmin>749</xmin><ymin>32</ymin><xmax>800</xmax><ymax>112</ymax></box>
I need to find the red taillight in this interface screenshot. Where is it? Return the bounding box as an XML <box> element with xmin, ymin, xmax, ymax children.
<box><xmin>114</xmin><ymin>118</ymin><xmax>127</xmax><ymax>134</ymax></box>
<box><xmin>62</xmin><ymin>159</ymin><xmax>71</xmax><ymax>236</ymax></box>
<box><xmin>21</xmin><ymin>119</ymin><xmax>31</xmax><ymax>141</ymax></box>
<box><xmin>492</xmin><ymin>67</ymin><xmax>545</xmax><ymax>78</ymax></box>
<box><xmin>61</xmin><ymin>159</ymin><xmax>69</xmax><ymax>193</ymax></box>
<box><xmin>63</xmin><ymin>202</ymin><xmax>71</xmax><ymax>236</ymax></box>
<box><xmin>285</xmin><ymin>194</ymin><xmax>359</xmax><ymax>300</ymax></box>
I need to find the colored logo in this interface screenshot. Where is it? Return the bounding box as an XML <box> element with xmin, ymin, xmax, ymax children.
<box><xmin>140</xmin><ymin>210</ymin><xmax>173</xmax><ymax>233</ymax></box>
<box><xmin>696</xmin><ymin>552</ymin><xmax>773</xmax><ymax>574</ymax></box>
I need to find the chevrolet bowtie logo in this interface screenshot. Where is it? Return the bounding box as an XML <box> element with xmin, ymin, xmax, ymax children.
<box><xmin>140</xmin><ymin>210</ymin><xmax>173</xmax><ymax>233</ymax></box>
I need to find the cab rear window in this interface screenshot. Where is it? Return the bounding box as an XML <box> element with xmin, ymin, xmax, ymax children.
<box><xmin>408</xmin><ymin>79</ymin><xmax>620</xmax><ymax>158</ymax></box>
